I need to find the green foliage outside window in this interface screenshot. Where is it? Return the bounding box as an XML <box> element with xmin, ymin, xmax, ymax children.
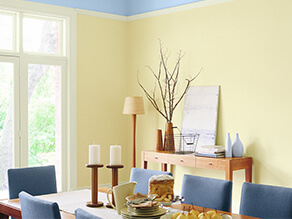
<box><xmin>28</xmin><ymin>68</ymin><xmax>56</xmax><ymax>166</ymax></box>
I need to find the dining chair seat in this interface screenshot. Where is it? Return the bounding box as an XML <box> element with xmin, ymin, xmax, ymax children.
<box><xmin>130</xmin><ymin>168</ymin><xmax>172</xmax><ymax>195</ymax></box>
<box><xmin>181</xmin><ymin>174</ymin><xmax>232</xmax><ymax>212</ymax></box>
<box><xmin>240</xmin><ymin>182</ymin><xmax>292</xmax><ymax>218</ymax></box>
<box><xmin>8</xmin><ymin>165</ymin><xmax>57</xmax><ymax>199</ymax></box>
<box><xmin>75</xmin><ymin>208</ymin><xmax>103</xmax><ymax>219</ymax></box>
<box><xmin>19</xmin><ymin>191</ymin><xmax>61</xmax><ymax>219</ymax></box>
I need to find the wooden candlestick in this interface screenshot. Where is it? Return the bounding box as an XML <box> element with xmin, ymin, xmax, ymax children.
<box><xmin>105</xmin><ymin>164</ymin><xmax>124</xmax><ymax>208</ymax></box>
<box><xmin>86</xmin><ymin>164</ymin><xmax>104</xmax><ymax>207</ymax></box>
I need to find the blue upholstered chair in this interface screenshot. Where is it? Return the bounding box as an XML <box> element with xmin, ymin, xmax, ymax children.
<box><xmin>130</xmin><ymin>168</ymin><xmax>172</xmax><ymax>195</ymax></box>
<box><xmin>7</xmin><ymin>165</ymin><xmax>57</xmax><ymax>199</ymax></box>
<box><xmin>240</xmin><ymin>182</ymin><xmax>292</xmax><ymax>218</ymax></box>
<box><xmin>19</xmin><ymin>191</ymin><xmax>61</xmax><ymax>219</ymax></box>
<box><xmin>75</xmin><ymin>208</ymin><xmax>103</xmax><ymax>219</ymax></box>
<box><xmin>181</xmin><ymin>174</ymin><xmax>232</xmax><ymax>212</ymax></box>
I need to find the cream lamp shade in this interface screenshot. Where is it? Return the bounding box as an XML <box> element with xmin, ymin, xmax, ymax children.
<box><xmin>123</xmin><ymin>96</ymin><xmax>144</xmax><ymax>167</ymax></box>
<box><xmin>123</xmin><ymin>97</ymin><xmax>145</xmax><ymax>115</ymax></box>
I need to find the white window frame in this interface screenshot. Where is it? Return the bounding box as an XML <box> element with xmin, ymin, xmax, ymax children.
<box><xmin>0</xmin><ymin>0</ymin><xmax>77</xmax><ymax>192</ymax></box>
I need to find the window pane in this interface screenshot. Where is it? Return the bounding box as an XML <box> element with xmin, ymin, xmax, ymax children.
<box><xmin>0</xmin><ymin>62</ymin><xmax>14</xmax><ymax>192</ymax></box>
<box><xmin>23</xmin><ymin>17</ymin><xmax>62</xmax><ymax>55</ymax></box>
<box><xmin>0</xmin><ymin>14</ymin><xmax>14</xmax><ymax>51</ymax></box>
<box><xmin>28</xmin><ymin>64</ymin><xmax>61</xmax><ymax>189</ymax></box>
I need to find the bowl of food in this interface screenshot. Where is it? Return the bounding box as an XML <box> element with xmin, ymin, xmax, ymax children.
<box><xmin>161</xmin><ymin>209</ymin><xmax>232</xmax><ymax>219</ymax></box>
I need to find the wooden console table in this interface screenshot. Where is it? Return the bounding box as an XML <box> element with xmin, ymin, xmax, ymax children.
<box><xmin>141</xmin><ymin>151</ymin><xmax>252</xmax><ymax>182</ymax></box>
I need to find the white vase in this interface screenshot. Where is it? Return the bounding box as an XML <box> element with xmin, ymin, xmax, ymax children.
<box><xmin>225</xmin><ymin>133</ymin><xmax>232</xmax><ymax>158</ymax></box>
<box><xmin>232</xmin><ymin>133</ymin><xmax>244</xmax><ymax>157</ymax></box>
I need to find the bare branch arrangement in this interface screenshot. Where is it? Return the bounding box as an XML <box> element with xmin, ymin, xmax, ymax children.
<box><xmin>138</xmin><ymin>41</ymin><xmax>202</xmax><ymax>123</ymax></box>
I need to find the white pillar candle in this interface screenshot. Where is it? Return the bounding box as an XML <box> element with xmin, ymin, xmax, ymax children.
<box><xmin>89</xmin><ymin>145</ymin><xmax>100</xmax><ymax>164</ymax></box>
<box><xmin>110</xmin><ymin>145</ymin><xmax>121</xmax><ymax>165</ymax></box>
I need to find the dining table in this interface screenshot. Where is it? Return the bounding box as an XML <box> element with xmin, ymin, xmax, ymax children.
<box><xmin>0</xmin><ymin>189</ymin><xmax>258</xmax><ymax>219</ymax></box>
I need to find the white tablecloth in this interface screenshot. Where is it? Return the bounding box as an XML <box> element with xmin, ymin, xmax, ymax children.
<box><xmin>38</xmin><ymin>189</ymin><xmax>122</xmax><ymax>219</ymax></box>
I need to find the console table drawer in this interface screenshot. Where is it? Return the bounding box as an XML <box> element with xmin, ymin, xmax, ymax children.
<box><xmin>141</xmin><ymin>150</ymin><xmax>252</xmax><ymax>184</ymax></box>
<box><xmin>144</xmin><ymin>152</ymin><xmax>168</xmax><ymax>163</ymax></box>
<box><xmin>195</xmin><ymin>157</ymin><xmax>225</xmax><ymax>170</ymax></box>
<box><xmin>168</xmin><ymin>154</ymin><xmax>195</xmax><ymax>166</ymax></box>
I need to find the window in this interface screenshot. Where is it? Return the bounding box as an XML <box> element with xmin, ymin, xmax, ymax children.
<box><xmin>23</xmin><ymin>15</ymin><xmax>64</xmax><ymax>55</ymax></box>
<box><xmin>28</xmin><ymin>64</ymin><xmax>62</xmax><ymax>167</ymax></box>
<box><xmin>0</xmin><ymin>2</ymin><xmax>76</xmax><ymax>198</ymax></box>
<box><xmin>0</xmin><ymin>11</ymin><xmax>16</xmax><ymax>51</ymax></box>
<box><xmin>0</xmin><ymin>56</ymin><xmax>19</xmax><ymax>198</ymax></box>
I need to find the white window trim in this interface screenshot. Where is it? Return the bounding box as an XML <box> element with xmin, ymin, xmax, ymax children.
<box><xmin>0</xmin><ymin>0</ymin><xmax>77</xmax><ymax>191</ymax></box>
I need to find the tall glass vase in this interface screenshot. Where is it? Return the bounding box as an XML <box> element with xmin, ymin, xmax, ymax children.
<box><xmin>225</xmin><ymin>133</ymin><xmax>232</xmax><ymax>158</ymax></box>
<box><xmin>164</xmin><ymin>122</ymin><xmax>175</xmax><ymax>152</ymax></box>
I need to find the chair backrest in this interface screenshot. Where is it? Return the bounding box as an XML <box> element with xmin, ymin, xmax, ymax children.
<box><xmin>8</xmin><ymin>165</ymin><xmax>57</xmax><ymax>199</ymax></box>
<box><xmin>240</xmin><ymin>182</ymin><xmax>292</xmax><ymax>218</ymax></box>
<box><xmin>130</xmin><ymin>168</ymin><xmax>172</xmax><ymax>195</ymax></box>
<box><xmin>19</xmin><ymin>191</ymin><xmax>61</xmax><ymax>219</ymax></box>
<box><xmin>181</xmin><ymin>174</ymin><xmax>232</xmax><ymax>212</ymax></box>
<box><xmin>75</xmin><ymin>208</ymin><xmax>103</xmax><ymax>219</ymax></box>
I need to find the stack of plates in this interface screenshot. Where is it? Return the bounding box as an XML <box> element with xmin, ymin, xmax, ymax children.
<box><xmin>128</xmin><ymin>205</ymin><xmax>160</xmax><ymax>213</ymax></box>
<box><xmin>121</xmin><ymin>206</ymin><xmax>167</xmax><ymax>219</ymax></box>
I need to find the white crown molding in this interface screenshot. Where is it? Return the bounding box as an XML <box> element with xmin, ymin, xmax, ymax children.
<box><xmin>75</xmin><ymin>0</ymin><xmax>235</xmax><ymax>21</ymax></box>
<box><xmin>76</xmin><ymin>8</ymin><xmax>127</xmax><ymax>21</ymax></box>
<box><xmin>1</xmin><ymin>0</ymin><xmax>235</xmax><ymax>21</ymax></box>
<box><xmin>127</xmin><ymin>0</ymin><xmax>235</xmax><ymax>21</ymax></box>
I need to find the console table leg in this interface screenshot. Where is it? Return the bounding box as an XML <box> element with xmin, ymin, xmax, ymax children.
<box><xmin>225</xmin><ymin>160</ymin><xmax>233</xmax><ymax>212</ymax></box>
<box><xmin>225</xmin><ymin>160</ymin><xmax>233</xmax><ymax>181</ymax></box>
<box><xmin>143</xmin><ymin>161</ymin><xmax>147</xmax><ymax>169</ymax></box>
<box><xmin>141</xmin><ymin>151</ymin><xmax>147</xmax><ymax>169</ymax></box>
<box><xmin>245</xmin><ymin>167</ymin><xmax>252</xmax><ymax>183</ymax></box>
<box><xmin>161</xmin><ymin>163</ymin><xmax>167</xmax><ymax>171</ymax></box>
<box><xmin>0</xmin><ymin>213</ymin><xmax>9</xmax><ymax>219</ymax></box>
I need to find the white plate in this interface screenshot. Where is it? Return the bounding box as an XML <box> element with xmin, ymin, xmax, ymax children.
<box><xmin>161</xmin><ymin>202</ymin><xmax>173</xmax><ymax>206</ymax></box>
<box><xmin>121</xmin><ymin>207</ymin><xmax>166</xmax><ymax>217</ymax></box>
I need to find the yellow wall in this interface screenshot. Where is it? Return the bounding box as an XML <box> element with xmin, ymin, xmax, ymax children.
<box><xmin>127</xmin><ymin>0</ymin><xmax>292</xmax><ymax>205</ymax></box>
<box><xmin>77</xmin><ymin>14</ymin><xmax>131</xmax><ymax>187</ymax></box>
<box><xmin>77</xmin><ymin>0</ymin><xmax>292</xmax><ymax>209</ymax></box>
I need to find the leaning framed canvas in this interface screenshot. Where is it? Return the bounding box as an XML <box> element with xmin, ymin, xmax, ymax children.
<box><xmin>181</xmin><ymin>86</ymin><xmax>219</xmax><ymax>152</ymax></box>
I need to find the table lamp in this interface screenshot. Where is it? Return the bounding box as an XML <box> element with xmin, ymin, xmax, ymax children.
<box><xmin>123</xmin><ymin>96</ymin><xmax>145</xmax><ymax>167</ymax></box>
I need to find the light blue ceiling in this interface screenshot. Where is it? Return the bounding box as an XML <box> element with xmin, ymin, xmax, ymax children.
<box><xmin>23</xmin><ymin>0</ymin><xmax>204</xmax><ymax>16</ymax></box>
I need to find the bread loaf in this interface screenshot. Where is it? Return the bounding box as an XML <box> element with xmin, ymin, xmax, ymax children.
<box><xmin>148</xmin><ymin>174</ymin><xmax>174</xmax><ymax>199</ymax></box>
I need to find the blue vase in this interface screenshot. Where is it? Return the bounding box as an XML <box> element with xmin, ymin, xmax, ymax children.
<box><xmin>232</xmin><ymin>133</ymin><xmax>244</xmax><ymax>157</ymax></box>
<box><xmin>225</xmin><ymin>133</ymin><xmax>232</xmax><ymax>158</ymax></box>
